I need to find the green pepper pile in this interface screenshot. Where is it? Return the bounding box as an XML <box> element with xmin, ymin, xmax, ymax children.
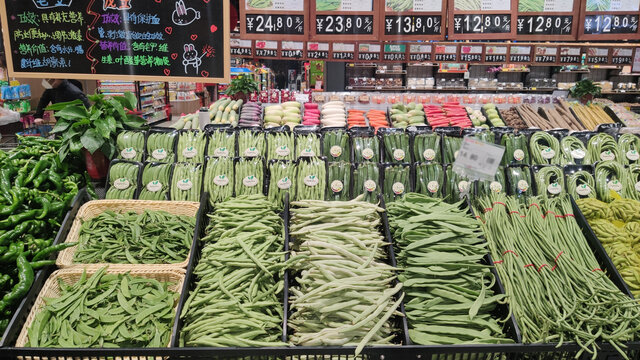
<box><xmin>0</xmin><ymin>136</ymin><xmax>88</xmax><ymax>335</ymax></box>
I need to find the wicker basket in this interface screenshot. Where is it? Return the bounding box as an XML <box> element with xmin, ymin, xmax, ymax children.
<box><xmin>56</xmin><ymin>199</ymin><xmax>200</xmax><ymax>270</ymax></box>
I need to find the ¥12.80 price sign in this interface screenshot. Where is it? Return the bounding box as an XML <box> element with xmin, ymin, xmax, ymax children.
<box><xmin>517</xmin><ymin>15</ymin><xmax>573</xmax><ymax>35</ymax></box>
<box><xmin>583</xmin><ymin>15</ymin><xmax>639</xmax><ymax>34</ymax></box>
<box><xmin>245</xmin><ymin>14</ymin><xmax>305</xmax><ymax>35</ymax></box>
<box><xmin>453</xmin><ymin>14</ymin><xmax>512</xmax><ymax>34</ymax></box>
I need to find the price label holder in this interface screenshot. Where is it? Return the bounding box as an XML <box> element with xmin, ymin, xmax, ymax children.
<box><xmin>534</xmin><ymin>45</ymin><xmax>558</xmax><ymax>64</ymax></box>
<box><xmin>279</xmin><ymin>41</ymin><xmax>305</xmax><ymax>59</ymax></box>
<box><xmin>448</xmin><ymin>0</ymin><xmax>517</xmax><ymax>40</ymax></box>
<box><xmin>380</xmin><ymin>0</ymin><xmax>445</xmax><ymax>40</ymax></box>
<box><xmin>307</xmin><ymin>42</ymin><xmax>330</xmax><ymax>60</ymax></box>
<box><xmin>434</xmin><ymin>44</ymin><xmax>458</xmax><ymax>62</ymax></box>
<box><xmin>509</xmin><ymin>45</ymin><xmax>532</xmax><ymax>63</ymax></box>
<box><xmin>255</xmin><ymin>40</ymin><xmax>279</xmax><ymax>58</ymax></box>
<box><xmin>484</xmin><ymin>45</ymin><xmax>508</xmax><ymax>63</ymax></box>
<box><xmin>382</xmin><ymin>43</ymin><xmax>407</xmax><ymax>62</ymax></box>
<box><xmin>331</xmin><ymin>43</ymin><xmax>356</xmax><ymax>61</ymax></box>
<box><xmin>586</xmin><ymin>47</ymin><xmax>611</xmax><ymax>65</ymax></box>
<box><xmin>579</xmin><ymin>0</ymin><xmax>640</xmax><ymax>40</ymax></box>
<box><xmin>356</xmin><ymin>43</ymin><xmax>381</xmax><ymax>61</ymax></box>
<box><xmin>408</xmin><ymin>43</ymin><xmax>433</xmax><ymax>62</ymax></box>
<box><xmin>459</xmin><ymin>44</ymin><xmax>484</xmax><ymax>63</ymax></box>
<box><xmin>231</xmin><ymin>39</ymin><xmax>254</xmax><ymax>58</ymax></box>
<box><xmin>453</xmin><ymin>137</ymin><xmax>505</xmax><ymax>181</ymax></box>
<box><xmin>311</xmin><ymin>0</ymin><xmax>379</xmax><ymax>40</ymax></box>
<box><xmin>559</xmin><ymin>46</ymin><xmax>583</xmax><ymax>64</ymax></box>
<box><xmin>240</xmin><ymin>0</ymin><xmax>308</xmax><ymax>40</ymax></box>
<box><xmin>515</xmin><ymin>0</ymin><xmax>578</xmax><ymax>40</ymax></box>
<box><xmin>611</xmin><ymin>48</ymin><xmax>634</xmax><ymax>65</ymax></box>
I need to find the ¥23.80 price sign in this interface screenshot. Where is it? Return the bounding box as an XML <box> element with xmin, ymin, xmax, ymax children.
<box><xmin>311</xmin><ymin>0</ymin><xmax>378</xmax><ymax>40</ymax></box>
<box><xmin>315</xmin><ymin>15</ymin><xmax>374</xmax><ymax>35</ymax></box>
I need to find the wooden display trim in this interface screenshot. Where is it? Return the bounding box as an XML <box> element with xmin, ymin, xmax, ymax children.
<box><xmin>585</xmin><ymin>45</ymin><xmax>613</xmax><ymax>65</ymax></box>
<box><xmin>378</xmin><ymin>0</ymin><xmax>447</xmax><ymax>40</ymax></box>
<box><xmin>239</xmin><ymin>0</ymin><xmax>308</xmax><ymax>41</ymax></box>
<box><xmin>578</xmin><ymin>0</ymin><xmax>640</xmax><ymax>40</ymax></box>
<box><xmin>447</xmin><ymin>0</ymin><xmax>518</xmax><ymax>40</ymax></box>
<box><xmin>307</xmin><ymin>41</ymin><xmax>331</xmax><ymax>60</ymax></box>
<box><xmin>309</xmin><ymin>0</ymin><xmax>380</xmax><ymax>41</ymax></box>
<box><xmin>0</xmin><ymin>0</ymin><xmax>230</xmax><ymax>84</ymax></box>
<box><xmin>515</xmin><ymin>0</ymin><xmax>581</xmax><ymax>41</ymax></box>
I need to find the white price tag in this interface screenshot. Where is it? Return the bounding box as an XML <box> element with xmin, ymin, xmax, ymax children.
<box><xmin>452</xmin><ymin>137</ymin><xmax>505</xmax><ymax>181</ymax></box>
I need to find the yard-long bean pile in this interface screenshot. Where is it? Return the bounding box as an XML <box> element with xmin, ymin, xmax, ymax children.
<box><xmin>475</xmin><ymin>194</ymin><xmax>640</xmax><ymax>358</ymax></box>
<box><xmin>73</xmin><ymin>210</ymin><xmax>194</xmax><ymax>264</ymax></box>
<box><xmin>618</xmin><ymin>133</ymin><xmax>640</xmax><ymax>166</ymax></box>
<box><xmin>387</xmin><ymin>194</ymin><xmax>511</xmax><ymax>345</ymax></box>
<box><xmin>180</xmin><ymin>195</ymin><xmax>287</xmax><ymax>347</ymax></box>
<box><xmin>530</xmin><ymin>132</ymin><xmax>562</xmax><ymax>165</ymax></box>
<box><xmin>585</xmin><ymin>133</ymin><xmax>619</xmax><ymax>164</ymax></box>
<box><xmin>560</xmin><ymin>136</ymin><xmax>587</xmax><ymax>165</ymax></box>
<box><xmin>567</xmin><ymin>170</ymin><xmax>595</xmax><ymax>199</ymax></box>
<box><xmin>595</xmin><ymin>160</ymin><xmax>626</xmax><ymax>202</ymax></box>
<box><xmin>288</xmin><ymin>198</ymin><xmax>403</xmax><ymax>355</ymax></box>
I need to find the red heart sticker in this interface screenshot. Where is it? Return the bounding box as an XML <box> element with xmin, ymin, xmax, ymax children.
<box><xmin>171</xmin><ymin>53</ymin><xmax>178</xmax><ymax>60</ymax></box>
<box><xmin>164</xmin><ymin>69</ymin><xmax>170</xmax><ymax>76</ymax></box>
<box><xmin>165</xmin><ymin>27</ymin><xmax>173</xmax><ymax>35</ymax></box>
<box><xmin>203</xmin><ymin>0</ymin><xmax>210</xmax><ymax>3</ymax></box>
<box><xmin>210</xmin><ymin>25</ymin><xmax>217</xmax><ymax>33</ymax></box>
<box><xmin>201</xmin><ymin>70</ymin><xmax>209</xmax><ymax>77</ymax></box>
<box><xmin>190</xmin><ymin>34</ymin><xmax>198</xmax><ymax>41</ymax></box>
<box><xmin>155</xmin><ymin>0</ymin><xmax>161</xmax><ymax>3</ymax></box>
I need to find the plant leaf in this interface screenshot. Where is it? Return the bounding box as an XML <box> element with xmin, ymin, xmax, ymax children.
<box><xmin>69</xmin><ymin>136</ymin><xmax>84</xmax><ymax>153</ymax></box>
<box><xmin>80</xmin><ymin>128</ymin><xmax>104</xmax><ymax>154</ymax></box>
<box><xmin>46</xmin><ymin>99</ymin><xmax>84</xmax><ymax>111</ymax></box>
<box><xmin>123</xmin><ymin>114</ymin><xmax>146</xmax><ymax>129</ymax></box>
<box><xmin>105</xmin><ymin>115</ymin><xmax>117</xmax><ymax>133</ymax></box>
<box><xmin>58</xmin><ymin>143</ymin><xmax>69</xmax><ymax>162</ymax></box>
<box><xmin>94</xmin><ymin>117</ymin><xmax>111</xmax><ymax>139</ymax></box>
<box><xmin>100</xmin><ymin>140</ymin><xmax>116</xmax><ymax>159</ymax></box>
<box><xmin>123</xmin><ymin>92</ymin><xmax>138</xmax><ymax>110</ymax></box>
<box><xmin>55</xmin><ymin>106</ymin><xmax>89</xmax><ymax>120</ymax></box>
<box><xmin>51</xmin><ymin>119</ymin><xmax>71</xmax><ymax>134</ymax></box>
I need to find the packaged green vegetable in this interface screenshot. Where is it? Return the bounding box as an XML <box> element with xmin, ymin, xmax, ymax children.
<box><xmin>352</xmin><ymin>127</ymin><xmax>380</xmax><ymax>163</ymax></box>
<box><xmin>322</xmin><ymin>128</ymin><xmax>350</xmax><ymax>162</ymax></box>
<box><xmin>533</xmin><ymin>166</ymin><xmax>565</xmax><ymax>198</ymax></box>
<box><xmin>268</xmin><ymin>160</ymin><xmax>296</xmax><ymax>208</ymax></box>
<box><xmin>560</xmin><ymin>136</ymin><xmax>588</xmax><ymax>165</ymax></box>
<box><xmin>353</xmin><ymin>162</ymin><xmax>380</xmax><ymax>203</ymax></box>
<box><xmin>500</xmin><ymin>133</ymin><xmax>530</xmax><ymax>166</ymax></box>
<box><xmin>530</xmin><ymin>131</ymin><xmax>562</xmax><ymax>165</ymax></box>
<box><xmin>585</xmin><ymin>133</ymin><xmax>619</xmax><ymax>164</ymax></box>
<box><xmin>266</xmin><ymin>128</ymin><xmax>295</xmax><ymax>161</ymax></box>
<box><xmin>204</xmin><ymin>157</ymin><xmax>234</xmax><ymax>205</ymax></box>
<box><xmin>477</xmin><ymin>167</ymin><xmax>506</xmax><ymax>196</ymax></box>
<box><xmin>626</xmin><ymin>164</ymin><xmax>640</xmax><ymax>201</ymax></box>
<box><xmin>618</xmin><ymin>133</ymin><xmax>640</xmax><ymax>166</ymax></box>
<box><xmin>170</xmin><ymin>163</ymin><xmax>203</xmax><ymax>202</ymax></box>
<box><xmin>206</xmin><ymin>127</ymin><xmax>236</xmax><ymax>158</ymax></box>
<box><xmin>414</xmin><ymin>162</ymin><xmax>444</xmax><ymax>197</ymax></box>
<box><xmin>506</xmin><ymin>166</ymin><xmax>532</xmax><ymax>196</ymax></box>
<box><xmin>326</xmin><ymin>161</ymin><xmax>351</xmax><ymax>201</ymax></box>
<box><xmin>382</xmin><ymin>164</ymin><xmax>410</xmax><ymax>203</ymax></box>
<box><xmin>106</xmin><ymin>161</ymin><xmax>140</xmax><ymax>200</ymax></box>
<box><xmin>116</xmin><ymin>130</ymin><xmax>145</xmax><ymax>162</ymax></box>
<box><xmin>238</xmin><ymin>128</ymin><xmax>265</xmax><ymax>158</ymax></box>
<box><xmin>146</xmin><ymin>130</ymin><xmax>177</xmax><ymax>163</ymax></box>
<box><xmin>445</xmin><ymin>165</ymin><xmax>471</xmax><ymax>203</ymax></box>
<box><xmin>296</xmin><ymin>158</ymin><xmax>326</xmax><ymax>201</ymax></box>
<box><xmin>176</xmin><ymin>130</ymin><xmax>207</xmax><ymax>163</ymax></box>
<box><xmin>234</xmin><ymin>157</ymin><xmax>264</xmax><ymax>196</ymax></box>
<box><xmin>295</xmin><ymin>131</ymin><xmax>321</xmax><ymax>158</ymax></box>
<box><xmin>566</xmin><ymin>167</ymin><xmax>595</xmax><ymax>199</ymax></box>
<box><xmin>595</xmin><ymin>160</ymin><xmax>627</xmax><ymax>202</ymax></box>
<box><xmin>379</xmin><ymin>128</ymin><xmax>410</xmax><ymax>163</ymax></box>
<box><xmin>411</xmin><ymin>130</ymin><xmax>441</xmax><ymax>163</ymax></box>
<box><xmin>443</xmin><ymin>135</ymin><xmax>463</xmax><ymax>164</ymax></box>
<box><xmin>138</xmin><ymin>163</ymin><xmax>171</xmax><ymax>201</ymax></box>
<box><xmin>467</xmin><ymin>128</ymin><xmax>495</xmax><ymax>143</ymax></box>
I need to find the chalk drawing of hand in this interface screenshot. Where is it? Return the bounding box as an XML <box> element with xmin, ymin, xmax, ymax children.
<box><xmin>172</xmin><ymin>0</ymin><xmax>201</xmax><ymax>26</ymax></box>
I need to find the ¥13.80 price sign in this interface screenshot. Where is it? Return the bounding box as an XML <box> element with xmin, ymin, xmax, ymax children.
<box><xmin>381</xmin><ymin>0</ymin><xmax>446</xmax><ymax>40</ymax></box>
<box><xmin>240</xmin><ymin>0</ymin><xmax>308</xmax><ymax>40</ymax></box>
<box><xmin>311</xmin><ymin>0</ymin><xmax>378</xmax><ymax>40</ymax></box>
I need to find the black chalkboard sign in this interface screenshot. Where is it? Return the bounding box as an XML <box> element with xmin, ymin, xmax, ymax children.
<box><xmin>0</xmin><ymin>0</ymin><xmax>230</xmax><ymax>83</ymax></box>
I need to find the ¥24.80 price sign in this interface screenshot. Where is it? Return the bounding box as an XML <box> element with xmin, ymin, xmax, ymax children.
<box><xmin>240</xmin><ymin>0</ymin><xmax>308</xmax><ymax>40</ymax></box>
<box><xmin>245</xmin><ymin>14</ymin><xmax>304</xmax><ymax>35</ymax></box>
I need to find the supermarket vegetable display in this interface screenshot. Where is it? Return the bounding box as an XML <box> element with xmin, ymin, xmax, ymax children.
<box><xmin>560</xmin><ymin>136</ymin><xmax>587</xmax><ymax>165</ymax></box>
<box><xmin>327</xmin><ymin>161</ymin><xmax>351</xmax><ymax>201</ymax></box>
<box><xmin>595</xmin><ymin>160</ymin><xmax>626</xmax><ymax>202</ymax></box>
<box><xmin>389</xmin><ymin>103</ymin><xmax>426</xmax><ymax>128</ymax></box>
<box><xmin>268</xmin><ymin>161</ymin><xmax>296</xmax><ymax>207</ymax></box>
<box><xmin>139</xmin><ymin>163</ymin><xmax>172</xmax><ymax>201</ymax></box>
<box><xmin>171</xmin><ymin>163</ymin><xmax>203</xmax><ymax>202</ymax></box>
<box><xmin>475</xmin><ymin>194</ymin><xmax>640</xmax><ymax>358</ymax></box>
<box><xmin>235</xmin><ymin>158</ymin><xmax>264</xmax><ymax>196</ymax></box>
<box><xmin>414</xmin><ymin>163</ymin><xmax>444</xmax><ymax>197</ymax></box>
<box><xmin>24</xmin><ymin>267</ymin><xmax>179</xmax><ymax>348</ymax></box>
<box><xmin>412</xmin><ymin>131</ymin><xmax>441</xmax><ymax>163</ymax></box>
<box><xmin>382</xmin><ymin>165</ymin><xmax>410</xmax><ymax>203</ymax></box>
<box><xmin>296</xmin><ymin>158</ymin><xmax>326</xmax><ymax>201</ymax></box>
<box><xmin>180</xmin><ymin>195</ymin><xmax>286</xmax><ymax>347</ymax></box>
<box><xmin>206</xmin><ymin>129</ymin><xmax>236</xmax><ymax>158</ymax></box>
<box><xmin>533</xmin><ymin>166</ymin><xmax>565</xmax><ymax>197</ymax></box>
<box><xmin>266</xmin><ymin>129</ymin><xmax>295</xmax><ymax>161</ymax></box>
<box><xmin>585</xmin><ymin>133</ymin><xmax>619</xmax><ymax>164</ymax></box>
<box><xmin>322</xmin><ymin>128</ymin><xmax>350</xmax><ymax>162</ymax></box>
<box><xmin>204</xmin><ymin>157</ymin><xmax>234</xmax><ymax>205</ymax></box>
<box><xmin>238</xmin><ymin>129</ymin><xmax>266</xmax><ymax>158</ymax></box>
<box><xmin>288</xmin><ymin>198</ymin><xmax>403</xmax><ymax>355</ymax></box>
<box><xmin>353</xmin><ymin>162</ymin><xmax>381</xmax><ymax>203</ymax></box>
<box><xmin>387</xmin><ymin>194</ymin><xmax>511</xmax><ymax>345</ymax></box>
<box><xmin>116</xmin><ymin>131</ymin><xmax>145</xmax><ymax>162</ymax></box>
<box><xmin>176</xmin><ymin>131</ymin><xmax>206</xmax><ymax>163</ymax></box>
<box><xmin>577</xmin><ymin>197</ymin><xmax>640</xmax><ymax>297</ymax></box>
<box><xmin>147</xmin><ymin>131</ymin><xmax>177</xmax><ymax>163</ymax></box>
<box><xmin>72</xmin><ymin>210</ymin><xmax>194</xmax><ymax>265</ymax></box>
<box><xmin>264</xmin><ymin>102</ymin><xmax>302</xmax><ymax>128</ymax></box>
<box><xmin>381</xmin><ymin>129</ymin><xmax>410</xmax><ymax>163</ymax></box>
<box><xmin>105</xmin><ymin>162</ymin><xmax>140</xmax><ymax>200</ymax></box>
<box><xmin>566</xmin><ymin>169</ymin><xmax>596</xmax><ymax>199</ymax></box>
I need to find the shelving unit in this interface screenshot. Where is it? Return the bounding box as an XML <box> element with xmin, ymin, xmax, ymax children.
<box><xmin>98</xmin><ymin>81</ymin><xmax>169</xmax><ymax>124</ymax></box>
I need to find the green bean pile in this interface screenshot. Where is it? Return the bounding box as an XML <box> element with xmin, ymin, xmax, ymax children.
<box><xmin>147</xmin><ymin>132</ymin><xmax>176</xmax><ymax>163</ymax></box>
<box><xmin>560</xmin><ymin>136</ymin><xmax>587</xmax><ymax>165</ymax></box>
<box><xmin>595</xmin><ymin>160</ymin><xmax>627</xmax><ymax>202</ymax></box>
<box><xmin>501</xmin><ymin>133</ymin><xmax>529</xmax><ymax>166</ymax></box>
<box><xmin>171</xmin><ymin>163</ymin><xmax>203</xmax><ymax>202</ymax></box>
<box><xmin>626</xmin><ymin>165</ymin><xmax>640</xmax><ymax>201</ymax></box>
<box><xmin>116</xmin><ymin>131</ymin><xmax>145</xmax><ymax>162</ymax></box>
<box><xmin>475</xmin><ymin>194</ymin><xmax>640</xmax><ymax>358</ymax></box>
<box><xmin>268</xmin><ymin>161</ymin><xmax>296</xmax><ymax>207</ymax></box>
<box><xmin>234</xmin><ymin>158</ymin><xmax>263</xmax><ymax>196</ymax></box>
<box><xmin>180</xmin><ymin>195</ymin><xmax>286</xmax><ymax>347</ymax></box>
<box><xmin>296</xmin><ymin>158</ymin><xmax>326</xmax><ymax>201</ymax></box>
<box><xmin>446</xmin><ymin>165</ymin><xmax>471</xmax><ymax>203</ymax></box>
<box><xmin>177</xmin><ymin>131</ymin><xmax>206</xmax><ymax>163</ymax></box>
<box><xmin>567</xmin><ymin>170</ymin><xmax>596</xmax><ymax>199</ymax></box>
<box><xmin>353</xmin><ymin>162</ymin><xmax>380</xmax><ymax>203</ymax></box>
<box><xmin>267</xmin><ymin>131</ymin><xmax>295</xmax><ymax>161</ymax></box>
<box><xmin>296</xmin><ymin>133</ymin><xmax>321</xmax><ymax>158</ymax></box>
<box><xmin>506</xmin><ymin>166</ymin><xmax>532</xmax><ymax>196</ymax></box>
<box><xmin>326</xmin><ymin>161</ymin><xmax>351</xmax><ymax>201</ymax></box>
<box><xmin>530</xmin><ymin>132</ymin><xmax>562</xmax><ymax>165</ymax></box>
<box><xmin>322</xmin><ymin>129</ymin><xmax>350</xmax><ymax>162</ymax></box>
<box><xmin>477</xmin><ymin>167</ymin><xmax>506</xmax><ymax>196</ymax></box>
<box><xmin>443</xmin><ymin>136</ymin><xmax>463</xmax><ymax>164</ymax></box>
<box><xmin>106</xmin><ymin>162</ymin><xmax>139</xmax><ymax>200</ymax></box>
<box><xmin>353</xmin><ymin>136</ymin><xmax>380</xmax><ymax>163</ymax></box>
<box><xmin>382</xmin><ymin>165</ymin><xmax>410</xmax><ymax>204</ymax></box>
<box><xmin>238</xmin><ymin>129</ymin><xmax>265</xmax><ymax>158</ymax></box>
<box><xmin>204</xmin><ymin>157</ymin><xmax>234</xmax><ymax>205</ymax></box>
<box><xmin>139</xmin><ymin>163</ymin><xmax>171</xmax><ymax>201</ymax></box>
<box><xmin>415</xmin><ymin>163</ymin><xmax>444</xmax><ymax>197</ymax></box>
<box><xmin>618</xmin><ymin>133</ymin><xmax>640</xmax><ymax>166</ymax></box>
<box><xmin>388</xmin><ymin>193</ymin><xmax>511</xmax><ymax>345</ymax></box>
<box><xmin>74</xmin><ymin>209</ymin><xmax>194</xmax><ymax>264</ymax></box>
<box><xmin>288</xmin><ymin>198</ymin><xmax>403</xmax><ymax>355</ymax></box>
<box><xmin>207</xmin><ymin>130</ymin><xmax>236</xmax><ymax>158</ymax></box>
<box><xmin>26</xmin><ymin>267</ymin><xmax>178</xmax><ymax>348</ymax></box>
<box><xmin>585</xmin><ymin>133</ymin><xmax>619</xmax><ymax>164</ymax></box>
<box><xmin>413</xmin><ymin>132</ymin><xmax>441</xmax><ymax>163</ymax></box>
<box><xmin>533</xmin><ymin>166</ymin><xmax>565</xmax><ymax>198</ymax></box>
<box><xmin>382</xmin><ymin>131</ymin><xmax>410</xmax><ymax>163</ymax></box>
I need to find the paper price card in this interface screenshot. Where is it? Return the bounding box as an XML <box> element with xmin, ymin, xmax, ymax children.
<box><xmin>453</xmin><ymin>136</ymin><xmax>505</xmax><ymax>181</ymax></box>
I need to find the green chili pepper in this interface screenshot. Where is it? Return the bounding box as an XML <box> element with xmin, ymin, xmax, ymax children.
<box><xmin>0</xmin><ymin>254</ymin><xmax>34</xmax><ymax>312</ymax></box>
<box><xmin>32</xmin><ymin>242</ymin><xmax>77</xmax><ymax>262</ymax></box>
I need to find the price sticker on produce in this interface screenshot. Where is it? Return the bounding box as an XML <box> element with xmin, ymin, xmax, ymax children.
<box><xmin>453</xmin><ymin>136</ymin><xmax>505</xmax><ymax>181</ymax></box>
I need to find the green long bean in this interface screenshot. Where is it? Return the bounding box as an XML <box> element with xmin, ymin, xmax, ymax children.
<box><xmin>268</xmin><ymin>161</ymin><xmax>296</xmax><ymax>207</ymax></box>
<box><xmin>534</xmin><ymin>166</ymin><xmax>565</xmax><ymax>198</ymax></box>
<box><xmin>530</xmin><ymin>132</ymin><xmax>562</xmax><ymax>165</ymax></box>
<box><xmin>585</xmin><ymin>133</ymin><xmax>619</xmax><ymax>164</ymax></box>
<box><xmin>567</xmin><ymin>170</ymin><xmax>596</xmax><ymax>199</ymax></box>
<box><xmin>618</xmin><ymin>133</ymin><xmax>640</xmax><ymax>166</ymax></box>
<box><xmin>560</xmin><ymin>136</ymin><xmax>587</xmax><ymax>165</ymax></box>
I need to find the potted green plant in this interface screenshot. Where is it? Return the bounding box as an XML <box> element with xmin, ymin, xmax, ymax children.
<box><xmin>570</xmin><ymin>79</ymin><xmax>602</xmax><ymax>104</ymax></box>
<box><xmin>48</xmin><ymin>92</ymin><xmax>147</xmax><ymax>179</ymax></box>
<box><xmin>223</xmin><ymin>74</ymin><xmax>260</xmax><ymax>101</ymax></box>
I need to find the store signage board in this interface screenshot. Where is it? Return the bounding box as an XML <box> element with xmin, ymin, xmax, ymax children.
<box><xmin>484</xmin><ymin>45</ymin><xmax>508</xmax><ymax>63</ymax></box>
<box><xmin>408</xmin><ymin>43</ymin><xmax>433</xmax><ymax>62</ymax></box>
<box><xmin>357</xmin><ymin>43</ymin><xmax>382</xmax><ymax>61</ymax></box>
<box><xmin>611</xmin><ymin>47</ymin><xmax>634</xmax><ymax>65</ymax></box>
<box><xmin>0</xmin><ymin>0</ymin><xmax>230</xmax><ymax>83</ymax></box>
<box><xmin>332</xmin><ymin>42</ymin><xmax>356</xmax><ymax>61</ymax></box>
<box><xmin>516</xmin><ymin>0</ymin><xmax>578</xmax><ymax>40</ymax></box>
<box><xmin>310</xmin><ymin>0</ymin><xmax>379</xmax><ymax>40</ymax></box>
<box><xmin>434</xmin><ymin>44</ymin><xmax>458</xmax><ymax>62</ymax></box>
<box><xmin>578</xmin><ymin>0</ymin><xmax>640</xmax><ymax>39</ymax></box>
<box><xmin>534</xmin><ymin>45</ymin><xmax>558</xmax><ymax>64</ymax></box>
<box><xmin>559</xmin><ymin>46</ymin><xmax>583</xmax><ymax>64</ymax></box>
<box><xmin>448</xmin><ymin>0</ymin><xmax>517</xmax><ymax>39</ymax></box>
<box><xmin>586</xmin><ymin>46</ymin><xmax>611</xmax><ymax>64</ymax></box>
<box><xmin>240</xmin><ymin>0</ymin><xmax>307</xmax><ymax>40</ymax></box>
<box><xmin>380</xmin><ymin>0</ymin><xmax>446</xmax><ymax>40</ymax></box>
<box><xmin>459</xmin><ymin>44</ymin><xmax>484</xmax><ymax>63</ymax></box>
<box><xmin>231</xmin><ymin>39</ymin><xmax>253</xmax><ymax>58</ymax></box>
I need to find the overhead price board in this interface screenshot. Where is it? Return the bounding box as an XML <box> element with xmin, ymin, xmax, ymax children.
<box><xmin>516</xmin><ymin>0</ymin><xmax>579</xmax><ymax>39</ymax></box>
<box><xmin>240</xmin><ymin>0</ymin><xmax>308</xmax><ymax>40</ymax></box>
<box><xmin>448</xmin><ymin>0</ymin><xmax>517</xmax><ymax>39</ymax></box>
<box><xmin>579</xmin><ymin>0</ymin><xmax>640</xmax><ymax>39</ymax></box>
<box><xmin>380</xmin><ymin>0</ymin><xmax>446</xmax><ymax>40</ymax></box>
<box><xmin>310</xmin><ymin>0</ymin><xmax>379</xmax><ymax>40</ymax></box>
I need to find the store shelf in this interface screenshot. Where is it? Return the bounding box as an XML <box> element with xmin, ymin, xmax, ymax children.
<box><xmin>559</xmin><ymin>70</ymin><xmax>590</xmax><ymax>74</ymax></box>
<box><xmin>589</xmin><ymin>65</ymin><xmax>621</xmax><ymax>70</ymax></box>
<box><xmin>408</xmin><ymin>63</ymin><xmax>439</xmax><ymax>67</ymax></box>
<box><xmin>376</xmin><ymin>70</ymin><xmax>407</xmax><ymax>75</ymax></box>
<box><xmin>602</xmin><ymin>91</ymin><xmax>640</xmax><ymax>95</ymax></box>
<box><xmin>616</xmin><ymin>73</ymin><xmax>640</xmax><ymax>77</ymax></box>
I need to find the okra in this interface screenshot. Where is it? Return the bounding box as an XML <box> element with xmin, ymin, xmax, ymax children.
<box><xmin>415</xmin><ymin>163</ymin><xmax>444</xmax><ymax>197</ymax></box>
<box><xmin>383</xmin><ymin>164</ymin><xmax>410</xmax><ymax>203</ymax></box>
<box><xmin>353</xmin><ymin>136</ymin><xmax>380</xmax><ymax>163</ymax></box>
<box><xmin>322</xmin><ymin>129</ymin><xmax>350</xmax><ymax>162</ymax></box>
<box><xmin>326</xmin><ymin>161</ymin><xmax>351</xmax><ymax>201</ymax></box>
<box><xmin>353</xmin><ymin>162</ymin><xmax>380</xmax><ymax>203</ymax></box>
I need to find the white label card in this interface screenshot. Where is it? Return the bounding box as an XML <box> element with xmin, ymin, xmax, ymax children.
<box><xmin>453</xmin><ymin>137</ymin><xmax>505</xmax><ymax>181</ymax></box>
